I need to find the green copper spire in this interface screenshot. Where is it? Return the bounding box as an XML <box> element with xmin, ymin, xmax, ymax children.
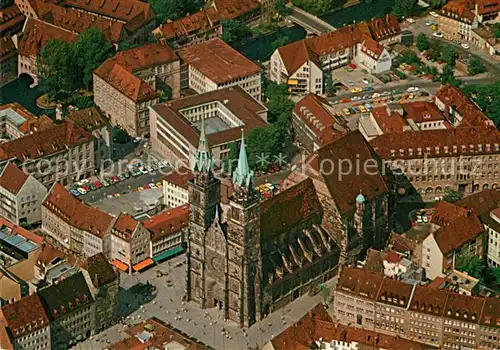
<box><xmin>232</xmin><ymin>129</ymin><xmax>253</xmax><ymax>189</ymax></box>
<box><xmin>193</xmin><ymin>118</ymin><xmax>213</xmax><ymax>173</ymax></box>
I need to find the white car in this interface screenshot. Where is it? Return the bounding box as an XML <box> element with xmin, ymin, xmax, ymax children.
<box><xmin>461</xmin><ymin>43</ymin><xmax>470</xmax><ymax>49</ymax></box>
<box><xmin>78</xmin><ymin>179</ymin><xmax>90</xmax><ymax>185</ymax></box>
<box><xmin>139</xmin><ymin>167</ymin><xmax>149</xmax><ymax>174</ymax></box>
<box><xmin>77</xmin><ymin>187</ymin><xmax>87</xmax><ymax>195</ymax></box>
<box><xmin>406</xmin><ymin>18</ymin><xmax>415</xmax><ymax>24</ymax></box>
<box><xmin>433</xmin><ymin>31</ymin><xmax>444</xmax><ymax>38</ymax></box>
<box><xmin>426</xmin><ymin>21</ymin><xmax>434</xmax><ymax>26</ymax></box>
<box><xmin>146</xmin><ymin>166</ymin><xmax>154</xmax><ymax>173</ymax></box>
<box><xmin>149</xmin><ymin>183</ymin><xmax>156</xmax><ymax>188</ymax></box>
<box><xmin>430</xmin><ymin>11</ymin><xmax>438</xmax><ymax>17</ymax></box>
<box><xmin>407</xmin><ymin>86</ymin><xmax>419</xmax><ymax>92</ymax></box>
<box><xmin>416</xmin><ymin>215</ymin><xmax>423</xmax><ymax>224</ymax></box>
<box><xmin>372</xmin><ymin>92</ymin><xmax>381</xmax><ymax>98</ymax></box>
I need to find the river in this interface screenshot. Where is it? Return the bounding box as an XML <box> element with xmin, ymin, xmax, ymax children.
<box><xmin>236</xmin><ymin>0</ymin><xmax>396</xmax><ymax>62</ymax></box>
<box><xmin>0</xmin><ymin>75</ymin><xmax>44</xmax><ymax>115</ymax></box>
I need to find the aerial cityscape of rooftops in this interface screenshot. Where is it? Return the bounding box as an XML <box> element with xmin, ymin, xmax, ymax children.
<box><xmin>2</xmin><ymin>0</ymin><xmax>500</xmax><ymax>348</ymax></box>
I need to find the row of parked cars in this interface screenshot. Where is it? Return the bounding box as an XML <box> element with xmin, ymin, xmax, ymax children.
<box><xmin>69</xmin><ymin>159</ymin><xmax>170</xmax><ymax>196</ymax></box>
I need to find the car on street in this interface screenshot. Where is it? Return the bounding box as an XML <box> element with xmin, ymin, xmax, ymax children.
<box><xmin>118</xmin><ymin>173</ymin><xmax>126</xmax><ymax>181</ymax></box>
<box><xmin>461</xmin><ymin>43</ymin><xmax>470</xmax><ymax>49</ymax></box>
<box><xmin>101</xmin><ymin>179</ymin><xmax>110</xmax><ymax>187</ymax></box>
<box><xmin>362</xmin><ymin>95</ymin><xmax>370</xmax><ymax>100</ymax></box>
<box><xmin>407</xmin><ymin>86</ymin><xmax>419</xmax><ymax>92</ymax></box>
<box><xmin>149</xmin><ymin>183</ymin><xmax>156</xmax><ymax>188</ymax></box>
<box><xmin>364</xmin><ymin>86</ymin><xmax>374</xmax><ymax>92</ymax></box>
<box><xmin>82</xmin><ymin>185</ymin><xmax>91</xmax><ymax>192</ymax></box>
<box><xmin>342</xmin><ymin>108</ymin><xmax>350</xmax><ymax>115</ymax></box>
<box><xmin>433</xmin><ymin>31</ymin><xmax>444</xmax><ymax>38</ymax></box>
<box><xmin>140</xmin><ymin>167</ymin><xmax>149</xmax><ymax>174</ymax></box>
<box><xmin>133</xmin><ymin>137</ymin><xmax>142</xmax><ymax>144</ymax></box>
<box><xmin>78</xmin><ymin>179</ymin><xmax>90</xmax><ymax>186</ymax></box>
<box><xmin>339</xmin><ymin>98</ymin><xmax>351</xmax><ymax>103</ymax></box>
<box><xmin>77</xmin><ymin>188</ymin><xmax>87</xmax><ymax>195</ymax></box>
<box><xmin>146</xmin><ymin>165</ymin><xmax>154</xmax><ymax>173</ymax></box>
<box><xmin>372</xmin><ymin>92</ymin><xmax>381</xmax><ymax>98</ymax></box>
<box><xmin>352</xmin><ymin>96</ymin><xmax>361</xmax><ymax>101</ymax></box>
<box><xmin>348</xmin><ymin>107</ymin><xmax>356</xmax><ymax>114</ymax></box>
<box><xmin>123</xmin><ymin>171</ymin><xmax>131</xmax><ymax>179</ymax></box>
<box><xmin>406</xmin><ymin>18</ymin><xmax>415</xmax><ymax>23</ymax></box>
<box><xmin>359</xmin><ymin>105</ymin><xmax>367</xmax><ymax>113</ymax></box>
<box><xmin>111</xmin><ymin>176</ymin><xmax>120</xmax><ymax>183</ymax></box>
<box><xmin>132</xmin><ymin>169</ymin><xmax>142</xmax><ymax>177</ymax></box>
<box><xmin>94</xmin><ymin>181</ymin><xmax>103</xmax><ymax>189</ymax></box>
<box><xmin>89</xmin><ymin>183</ymin><xmax>97</xmax><ymax>191</ymax></box>
<box><xmin>453</xmin><ymin>39</ymin><xmax>461</xmax><ymax>45</ymax></box>
<box><xmin>426</xmin><ymin>21</ymin><xmax>434</xmax><ymax>26</ymax></box>
<box><xmin>351</xmin><ymin>87</ymin><xmax>363</xmax><ymax>93</ymax></box>
<box><xmin>353</xmin><ymin>106</ymin><xmax>361</xmax><ymax>113</ymax></box>
<box><xmin>143</xmin><ymin>184</ymin><xmax>151</xmax><ymax>189</ymax></box>
<box><xmin>70</xmin><ymin>189</ymin><xmax>80</xmax><ymax>196</ymax></box>
<box><xmin>430</xmin><ymin>11</ymin><xmax>438</xmax><ymax>17</ymax></box>
<box><xmin>362</xmin><ymin>78</ymin><xmax>370</xmax><ymax>85</ymax></box>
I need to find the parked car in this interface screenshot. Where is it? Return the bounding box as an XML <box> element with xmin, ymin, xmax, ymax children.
<box><xmin>364</xmin><ymin>86</ymin><xmax>374</xmax><ymax>92</ymax></box>
<box><xmin>101</xmin><ymin>179</ymin><xmax>111</xmax><ymax>187</ymax></box>
<box><xmin>351</xmin><ymin>87</ymin><xmax>363</xmax><ymax>93</ymax></box>
<box><xmin>353</xmin><ymin>106</ymin><xmax>361</xmax><ymax>113</ymax></box>
<box><xmin>348</xmin><ymin>107</ymin><xmax>356</xmax><ymax>114</ymax></box>
<box><xmin>430</xmin><ymin>11</ymin><xmax>438</xmax><ymax>17</ymax></box>
<box><xmin>362</xmin><ymin>78</ymin><xmax>370</xmax><ymax>85</ymax></box>
<box><xmin>433</xmin><ymin>31</ymin><xmax>443</xmax><ymax>38</ymax></box>
<box><xmin>416</xmin><ymin>215</ymin><xmax>423</xmax><ymax>224</ymax></box>
<box><xmin>77</xmin><ymin>188</ymin><xmax>87</xmax><ymax>195</ymax></box>
<box><xmin>132</xmin><ymin>169</ymin><xmax>142</xmax><ymax>177</ymax></box>
<box><xmin>339</xmin><ymin>98</ymin><xmax>351</xmax><ymax>103</ymax></box>
<box><xmin>94</xmin><ymin>181</ymin><xmax>103</xmax><ymax>189</ymax></box>
<box><xmin>89</xmin><ymin>183</ymin><xmax>97</xmax><ymax>191</ymax></box>
<box><xmin>149</xmin><ymin>183</ymin><xmax>156</xmax><ymax>188</ymax></box>
<box><xmin>352</xmin><ymin>96</ymin><xmax>361</xmax><ymax>101</ymax></box>
<box><xmin>359</xmin><ymin>105</ymin><xmax>367</xmax><ymax>113</ymax></box>
<box><xmin>82</xmin><ymin>185</ymin><xmax>91</xmax><ymax>192</ymax></box>
<box><xmin>70</xmin><ymin>189</ymin><xmax>81</xmax><ymax>196</ymax></box>
<box><xmin>146</xmin><ymin>166</ymin><xmax>154</xmax><ymax>173</ymax></box>
<box><xmin>123</xmin><ymin>171</ymin><xmax>131</xmax><ymax>179</ymax></box>
<box><xmin>461</xmin><ymin>43</ymin><xmax>470</xmax><ymax>49</ymax></box>
<box><xmin>406</xmin><ymin>18</ymin><xmax>415</xmax><ymax>24</ymax></box>
<box><xmin>372</xmin><ymin>92</ymin><xmax>381</xmax><ymax>98</ymax></box>
<box><xmin>111</xmin><ymin>176</ymin><xmax>120</xmax><ymax>183</ymax></box>
<box><xmin>343</xmin><ymin>108</ymin><xmax>350</xmax><ymax>115</ymax></box>
<box><xmin>407</xmin><ymin>86</ymin><xmax>419</xmax><ymax>92</ymax></box>
<box><xmin>78</xmin><ymin>179</ymin><xmax>90</xmax><ymax>186</ymax></box>
<box><xmin>140</xmin><ymin>167</ymin><xmax>149</xmax><ymax>174</ymax></box>
<box><xmin>118</xmin><ymin>173</ymin><xmax>126</xmax><ymax>181</ymax></box>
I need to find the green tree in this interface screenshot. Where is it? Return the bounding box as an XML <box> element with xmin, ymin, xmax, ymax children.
<box><xmin>291</xmin><ymin>0</ymin><xmax>341</xmax><ymax>16</ymax></box>
<box><xmin>442</xmin><ymin>45</ymin><xmax>458</xmax><ymax>66</ymax></box>
<box><xmin>493</xmin><ymin>23</ymin><xmax>500</xmax><ymax>38</ymax></box>
<box><xmin>270</xmin><ymin>35</ymin><xmax>290</xmax><ymax>53</ymax></box>
<box><xmin>455</xmin><ymin>255</ymin><xmax>486</xmax><ymax>280</ymax></box>
<box><xmin>440</xmin><ymin>64</ymin><xmax>461</xmax><ymax>87</ymax></box>
<box><xmin>221</xmin><ymin>20</ymin><xmax>251</xmax><ymax>46</ymax></box>
<box><xmin>265</xmin><ymin>82</ymin><xmax>289</xmax><ymax>98</ymax></box>
<box><xmin>427</xmin><ymin>0</ymin><xmax>447</xmax><ymax>8</ymax></box>
<box><xmin>468</xmin><ymin>58</ymin><xmax>486</xmax><ymax>76</ymax></box>
<box><xmin>112</xmin><ymin>127</ymin><xmax>130</xmax><ymax>143</ymax></box>
<box><xmin>73</xmin><ymin>28</ymin><xmax>114</xmax><ymax>90</ymax></box>
<box><xmin>392</xmin><ymin>0</ymin><xmax>416</xmax><ymax>19</ymax></box>
<box><xmin>416</xmin><ymin>33</ymin><xmax>430</xmax><ymax>51</ymax></box>
<box><xmin>37</xmin><ymin>39</ymin><xmax>76</xmax><ymax>99</ymax></box>
<box><xmin>147</xmin><ymin>0</ymin><xmax>204</xmax><ymax>23</ymax></box>
<box><xmin>118</xmin><ymin>32</ymin><xmax>158</xmax><ymax>52</ymax></box>
<box><xmin>274</xmin><ymin>0</ymin><xmax>292</xmax><ymax>17</ymax></box>
<box><xmin>443</xmin><ymin>188</ymin><xmax>462</xmax><ymax>203</ymax></box>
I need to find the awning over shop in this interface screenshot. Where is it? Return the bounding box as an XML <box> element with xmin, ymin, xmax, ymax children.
<box><xmin>153</xmin><ymin>245</ymin><xmax>184</xmax><ymax>263</ymax></box>
<box><xmin>112</xmin><ymin>259</ymin><xmax>129</xmax><ymax>272</ymax></box>
<box><xmin>133</xmin><ymin>258</ymin><xmax>155</xmax><ymax>272</ymax></box>
<box><xmin>287</xmin><ymin>79</ymin><xmax>298</xmax><ymax>85</ymax></box>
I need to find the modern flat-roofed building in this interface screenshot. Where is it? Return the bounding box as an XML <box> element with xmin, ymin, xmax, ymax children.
<box><xmin>0</xmin><ymin>103</ymin><xmax>53</xmax><ymax>140</ymax></box>
<box><xmin>162</xmin><ymin>167</ymin><xmax>194</xmax><ymax>208</ymax></box>
<box><xmin>177</xmin><ymin>38</ymin><xmax>263</xmax><ymax>101</ymax></box>
<box><xmin>150</xmin><ymin>86</ymin><xmax>267</xmax><ymax>168</ymax></box>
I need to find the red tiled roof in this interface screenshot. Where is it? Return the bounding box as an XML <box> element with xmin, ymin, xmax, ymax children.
<box><xmin>0</xmin><ymin>162</ymin><xmax>28</xmax><ymax>195</ymax></box>
<box><xmin>409</xmin><ymin>285</ymin><xmax>448</xmax><ymax>316</ymax></box>
<box><xmin>152</xmin><ymin>86</ymin><xmax>267</xmax><ymax>147</ymax></box>
<box><xmin>370</xmin><ymin>127</ymin><xmax>500</xmax><ymax>159</ymax></box>
<box><xmin>0</xmin><ymin>120</ymin><xmax>92</xmax><ymax>161</ymax></box>
<box><xmin>433</xmin><ymin>213</ymin><xmax>484</xmax><ymax>254</ymax></box>
<box><xmin>0</xmin><ymin>3</ymin><xmax>25</xmax><ymax>36</ymax></box>
<box><xmin>480</xmin><ymin>297</ymin><xmax>500</xmax><ymax>328</ymax></box>
<box><xmin>376</xmin><ymin>276</ymin><xmax>414</xmax><ymax>308</ymax></box>
<box><xmin>0</xmin><ymin>102</ymin><xmax>54</xmax><ymax>134</ymax></box>
<box><xmin>444</xmin><ymin>292</ymin><xmax>485</xmax><ymax>323</ymax></box>
<box><xmin>112</xmin><ymin>213</ymin><xmax>139</xmax><ymax>241</ymax></box>
<box><xmin>0</xmin><ymin>36</ymin><xmax>16</xmax><ymax>62</ymax></box>
<box><xmin>177</xmin><ymin>38</ymin><xmax>261</xmax><ymax>84</ymax></box>
<box><xmin>212</xmin><ymin>0</ymin><xmax>261</xmax><ymax>20</ymax></box>
<box><xmin>435</xmin><ymin>84</ymin><xmax>493</xmax><ymax>127</ymax></box>
<box><xmin>144</xmin><ymin>205</ymin><xmax>189</xmax><ymax>241</ymax></box>
<box><xmin>293</xmin><ymin>93</ymin><xmax>347</xmax><ymax>147</ymax></box>
<box><xmin>18</xmin><ymin>17</ymin><xmax>78</xmax><ymax>58</ymax></box>
<box><xmin>370</xmin><ymin>106</ymin><xmax>407</xmax><ymax>134</ymax></box>
<box><xmin>365</xmin><ymin>14</ymin><xmax>401</xmax><ymax>41</ymax></box>
<box><xmin>162</xmin><ymin>168</ymin><xmax>194</xmax><ymax>190</ymax></box>
<box><xmin>431</xmin><ymin>200</ymin><xmax>469</xmax><ymax>225</ymax></box>
<box><xmin>44</xmin><ymin>184</ymin><xmax>114</xmax><ymax>239</ymax></box>
<box><xmin>1</xmin><ymin>294</ymin><xmax>49</xmax><ymax>339</ymax></box>
<box><xmin>441</xmin><ymin>0</ymin><xmax>476</xmax><ymax>21</ymax></box>
<box><xmin>156</xmin><ymin>8</ymin><xmax>221</xmax><ymax>40</ymax></box>
<box><xmin>456</xmin><ymin>188</ymin><xmax>500</xmax><ymax>216</ymax></box>
<box><xmin>260</xmin><ymin>178</ymin><xmax>323</xmax><ymax>241</ymax></box>
<box><xmin>67</xmin><ymin>107</ymin><xmax>108</xmax><ymax>132</ymax></box>
<box><xmin>336</xmin><ymin>267</ymin><xmax>384</xmax><ymax>300</ymax></box>
<box><xmin>37</xmin><ymin>242</ymin><xmax>78</xmax><ymax>267</ymax></box>
<box><xmin>110</xmin><ymin>43</ymin><xmax>179</xmax><ymax>72</ymax></box>
<box><xmin>64</xmin><ymin>0</ymin><xmax>154</xmax><ymax>31</ymax></box>
<box><xmin>361</xmin><ymin>37</ymin><xmax>385</xmax><ymax>60</ymax></box>
<box><xmin>401</xmin><ymin>101</ymin><xmax>445</xmax><ymax>123</ymax></box>
<box><xmin>277</xmin><ymin>39</ymin><xmax>319</xmax><ymax>76</ymax></box>
<box><xmin>36</xmin><ymin>1</ymin><xmax>125</xmax><ymax>43</ymax></box>
<box><xmin>316</xmin><ymin>131</ymin><xmax>389</xmax><ymax>215</ymax></box>
<box><xmin>476</xmin><ymin>0</ymin><xmax>500</xmax><ymax>14</ymax></box>
<box><xmin>384</xmin><ymin>250</ymin><xmax>402</xmax><ymax>263</ymax></box>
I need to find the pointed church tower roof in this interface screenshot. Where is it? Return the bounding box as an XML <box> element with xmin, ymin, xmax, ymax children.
<box><xmin>232</xmin><ymin>129</ymin><xmax>253</xmax><ymax>189</ymax></box>
<box><xmin>193</xmin><ymin>118</ymin><xmax>213</xmax><ymax>173</ymax></box>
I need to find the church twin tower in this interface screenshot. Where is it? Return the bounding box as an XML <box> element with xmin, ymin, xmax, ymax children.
<box><xmin>186</xmin><ymin>119</ymin><xmax>262</xmax><ymax>327</ymax></box>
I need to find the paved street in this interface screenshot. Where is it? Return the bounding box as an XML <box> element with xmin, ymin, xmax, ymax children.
<box><xmin>78</xmin><ymin>255</ymin><xmax>338</xmax><ymax>350</ymax></box>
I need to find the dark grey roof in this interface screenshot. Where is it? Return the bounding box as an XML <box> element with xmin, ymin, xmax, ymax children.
<box><xmin>38</xmin><ymin>272</ymin><xmax>94</xmax><ymax>321</ymax></box>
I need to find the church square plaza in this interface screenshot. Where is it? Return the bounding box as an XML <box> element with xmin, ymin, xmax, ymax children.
<box><xmin>77</xmin><ymin>254</ymin><xmax>338</xmax><ymax>350</ymax></box>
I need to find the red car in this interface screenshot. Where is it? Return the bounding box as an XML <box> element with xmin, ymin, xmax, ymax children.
<box><xmin>94</xmin><ymin>181</ymin><xmax>103</xmax><ymax>188</ymax></box>
<box><xmin>111</xmin><ymin>176</ymin><xmax>120</xmax><ymax>183</ymax></box>
<box><xmin>143</xmin><ymin>183</ymin><xmax>151</xmax><ymax>189</ymax></box>
<box><xmin>348</xmin><ymin>63</ymin><xmax>357</xmax><ymax>69</ymax></box>
<box><xmin>82</xmin><ymin>185</ymin><xmax>91</xmax><ymax>192</ymax></box>
<box><xmin>339</xmin><ymin>98</ymin><xmax>351</xmax><ymax>103</ymax></box>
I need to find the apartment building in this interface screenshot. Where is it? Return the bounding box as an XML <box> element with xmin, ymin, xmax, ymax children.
<box><xmin>17</xmin><ymin>18</ymin><xmax>78</xmax><ymax>86</ymax></box>
<box><xmin>150</xmin><ymin>86</ymin><xmax>267</xmax><ymax>168</ymax></box>
<box><xmin>0</xmin><ymin>103</ymin><xmax>53</xmax><ymax>140</ymax></box>
<box><xmin>177</xmin><ymin>38</ymin><xmax>263</xmax><ymax>101</ymax></box>
<box><xmin>162</xmin><ymin>167</ymin><xmax>194</xmax><ymax>208</ymax></box>
<box><xmin>270</xmin><ymin>15</ymin><xmax>400</xmax><ymax>95</ymax></box>
<box><xmin>333</xmin><ymin>267</ymin><xmax>500</xmax><ymax>350</ymax></box>
<box><xmin>438</xmin><ymin>1</ymin><xmax>478</xmax><ymax>41</ymax></box>
<box><xmin>42</xmin><ymin>183</ymin><xmax>114</xmax><ymax>256</ymax></box>
<box><xmin>0</xmin><ymin>293</ymin><xmax>51</xmax><ymax>350</ymax></box>
<box><xmin>143</xmin><ymin>205</ymin><xmax>189</xmax><ymax>262</ymax></box>
<box><xmin>0</xmin><ymin>37</ymin><xmax>17</xmax><ymax>87</ymax></box>
<box><xmin>94</xmin><ymin>43</ymin><xmax>180</xmax><ymax>137</ymax></box>
<box><xmin>107</xmin><ymin>213</ymin><xmax>152</xmax><ymax>272</ymax></box>
<box><xmin>484</xmin><ymin>207</ymin><xmax>500</xmax><ymax>267</ymax></box>
<box><xmin>0</xmin><ymin>162</ymin><xmax>47</xmax><ymax>225</ymax></box>
<box><xmin>65</xmin><ymin>108</ymin><xmax>113</xmax><ymax>170</ymax></box>
<box><xmin>0</xmin><ymin>120</ymin><xmax>95</xmax><ymax>187</ymax></box>
<box><xmin>38</xmin><ymin>272</ymin><xmax>95</xmax><ymax>349</ymax></box>
<box><xmin>0</xmin><ymin>0</ymin><xmax>25</xmax><ymax>37</ymax></box>
<box><xmin>292</xmin><ymin>93</ymin><xmax>348</xmax><ymax>153</ymax></box>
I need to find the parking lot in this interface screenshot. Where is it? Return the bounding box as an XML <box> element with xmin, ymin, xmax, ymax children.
<box><xmin>331</xmin><ymin>64</ymin><xmax>383</xmax><ymax>92</ymax></box>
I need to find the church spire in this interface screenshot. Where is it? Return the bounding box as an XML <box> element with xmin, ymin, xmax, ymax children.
<box><xmin>193</xmin><ymin>118</ymin><xmax>213</xmax><ymax>174</ymax></box>
<box><xmin>232</xmin><ymin>130</ymin><xmax>254</xmax><ymax>194</ymax></box>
